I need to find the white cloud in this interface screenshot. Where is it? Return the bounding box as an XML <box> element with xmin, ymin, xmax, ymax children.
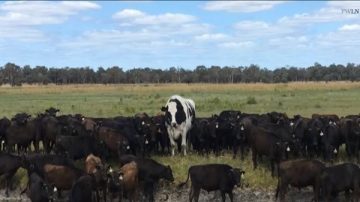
<box><xmin>61</xmin><ymin>8</ymin><xmax>212</xmax><ymax>52</ymax></box>
<box><xmin>278</xmin><ymin>2</ymin><xmax>360</xmax><ymax>26</ymax></box>
<box><xmin>0</xmin><ymin>1</ymin><xmax>100</xmax><ymax>41</ymax></box>
<box><xmin>327</xmin><ymin>1</ymin><xmax>360</xmax><ymax>9</ymax></box>
<box><xmin>203</xmin><ymin>1</ymin><xmax>285</xmax><ymax>13</ymax></box>
<box><xmin>113</xmin><ymin>9</ymin><xmax>196</xmax><ymax>26</ymax></box>
<box><xmin>233</xmin><ymin>20</ymin><xmax>296</xmax><ymax>40</ymax></box>
<box><xmin>218</xmin><ymin>41</ymin><xmax>255</xmax><ymax>48</ymax></box>
<box><xmin>194</xmin><ymin>33</ymin><xmax>228</xmax><ymax>41</ymax></box>
<box><xmin>339</xmin><ymin>24</ymin><xmax>360</xmax><ymax>31</ymax></box>
<box><xmin>113</xmin><ymin>9</ymin><xmax>145</xmax><ymax>19</ymax></box>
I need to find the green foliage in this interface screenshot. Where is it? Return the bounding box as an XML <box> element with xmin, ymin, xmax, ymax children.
<box><xmin>246</xmin><ymin>96</ymin><xmax>257</xmax><ymax>105</ymax></box>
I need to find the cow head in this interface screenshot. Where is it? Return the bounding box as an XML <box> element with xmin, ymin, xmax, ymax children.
<box><xmin>229</xmin><ymin>168</ymin><xmax>245</xmax><ymax>187</ymax></box>
<box><xmin>163</xmin><ymin>99</ymin><xmax>186</xmax><ymax>128</ymax></box>
<box><xmin>45</xmin><ymin>107</ymin><xmax>60</xmax><ymax>117</ymax></box>
<box><xmin>162</xmin><ymin>165</ymin><xmax>174</xmax><ymax>182</ymax></box>
<box><xmin>12</xmin><ymin>113</ymin><xmax>31</xmax><ymax>126</ymax></box>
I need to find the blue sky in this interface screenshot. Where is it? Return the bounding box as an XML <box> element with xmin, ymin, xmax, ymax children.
<box><xmin>1</xmin><ymin>1</ymin><xmax>360</xmax><ymax>70</ymax></box>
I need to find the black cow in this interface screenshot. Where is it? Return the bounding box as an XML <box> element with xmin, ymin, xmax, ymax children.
<box><xmin>69</xmin><ymin>175</ymin><xmax>95</xmax><ymax>202</ymax></box>
<box><xmin>306</xmin><ymin>118</ymin><xmax>324</xmax><ymax>157</ymax></box>
<box><xmin>22</xmin><ymin>172</ymin><xmax>55</xmax><ymax>202</ymax></box>
<box><xmin>45</xmin><ymin>107</ymin><xmax>60</xmax><ymax>117</ymax></box>
<box><xmin>213</xmin><ymin>110</ymin><xmax>241</xmax><ymax>152</ymax></box>
<box><xmin>232</xmin><ymin>120</ymin><xmax>248</xmax><ymax>160</ymax></box>
<box><xmin>54</xmin><ymin>135</ymin><xmax>105</xmax><ymax>160</ymax></box>
<box><xmin>340</xmin><ymin>118</ymin><xmax>360</xmax><ymax>160</ymax></box>
<box><xmin>11</xmin><ymin>112</ymin><xmax>31</xmax><ymax>125</ymax></box>
<box><xmin>189</xmin><ymin>118</ymin><xmax>212</xmax><ymax>155</ymax></box>
<box><xmin>0</xmin><ymin>117</ymin><xmax>11</xmax><ymax>151</ymax></box>
<box><xmin>275</xmin><ymin>159</ymin><xmax>325</xmax><ymax>202</ymax></box>
<box><xmin>244</xmin><ymin>120</ymin><xmax>289</xmax><ymax>177</ymax></box>
<box><xmin>318</xmin><ymin>163</ymin><xmax>360</xmax><ymax>201</ymax></box>
<box><xmin>0</xmin><ymin>153</ymin><xmax>24</xmax><ymax>196</ymax></box>
<box><xmin>150</xmin><ymin>114</ymin><xmax>170</xmax><ymax>154</ymax></box>
<box><xmin>22</xmin><ymin>154</ymin><xmax>76</xmax><ymax>178</ymax></box>
<box><xmin>319</xmin><ymin>124</ymin><xmax>343</xmax><ymax>161</ymax></box>
<box><xmin>5</xmin><ymin>116</ymin><xmax>41</xmax><ymax>153</ymax></box>
<box><xmin>178</xmin><ymin>164</ymin><xmax>244</xmax><ymax>202</ymax></box>
<box><xmin>38</xmin><ymin>114</ymin><xmax>62</xmax><ymax>153</ymax></box>
<box><xmin>289</xmin><ymin>116</ymin><xmax>311</xmax><ymax>157</ymax></box>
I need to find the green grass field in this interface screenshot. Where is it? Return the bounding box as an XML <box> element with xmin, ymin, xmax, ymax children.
<box><xmin>1</xmin><ymin>82</ymin><xmax>360</xmax><ymax>190</ymax></box>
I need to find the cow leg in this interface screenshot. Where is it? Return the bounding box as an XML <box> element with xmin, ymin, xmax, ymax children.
<box><xmin>103</xmin><ymin>187</ymin><xmax>107</xmax><ymax>202</ymax></box>
<box><xmin>270</xmin><ymin>160</ymin><xmax>275</xmax><ymax>177</ymax></box>
<box><xmin>240</xmin><ymin>144</ymin><xmax>245</xmax><ymax>160</ymax></box>
<box><xmin>275</xmin><ymin>177</ymin><xmax>281</xmax><ymax>199</ymax></box>
<box><xmin>5</xmin><ymin>169</ymin><xmax>17</xmax><ymax>197</ymax></box>
<box><xmin>279</xmin><ymin>179</ymin><xmax>288</xmax><ymax>202</ymax></box>
<box><xmin>232</xmin><ymin>143</ymin><xmax>238</xmax><ymax>159</ymax></box>
<box><xmin>189</xmin><ymin>185</ymin><xmax>194</xmax><ymax>202</ymax></box>
<box><xmin>182</xmin><ymin>129</ymin><xmax>188</xmax><ymax>156</ymax></box>
<box><xmin>95</xmin><ymin>190</ymin><xmax>100</xmax><ymax>202</ymax></box>
<box><xmin>228</xmin><ymin>191</ymin><xmax>234</xmax><ymax>202</ymax></box>
<box><xmin>33</xmin><ymin>140</ymin><xmax>39</xmax><ymax>153</ymax></box>
<box><xmin>169</xmin><ymin>137</ymin><xmax>176</xmax><ymax>156</ymax></box>
<box><xmin>192</xmin><ymin>187</ymin><xmax>200</xmax><ymax>202</ymax></box>
<box><xmin>252</xmin><ymin>148</ymin><xmax>257</xmax><ymax>170</ymax></box>
<box><xmin>220</xmin><ymin>191</ymin><xmax>226</xmax><ymax>202</ymax></box>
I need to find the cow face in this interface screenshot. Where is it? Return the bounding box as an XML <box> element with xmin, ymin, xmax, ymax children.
<box><xmin>163</xmin><ymin>99</ymin><xmax>186</xmax><ymax>128</ymax></box>
<box><xmin>12</xmin><ymin>113</ymin><xmax>31</xmax><ymax>125</ymax></box>
<box><xmin>118</xmin><ymin>140</ymin><xmax>132</xmax><ymax>156</ymax></box>
<box><xmin>229</xmin><ymin>168</ymin><xmax>244</xmax><ymax>187</ymax></box>
<box><xmin>163</xmin><ymin>165</ymin><xmax>174</xmax><ymax>182</ymax></box>
<box><xmin>45</xmin><ymin>107</ymin><xmax>60</xmax><ymax>117</ymax></box>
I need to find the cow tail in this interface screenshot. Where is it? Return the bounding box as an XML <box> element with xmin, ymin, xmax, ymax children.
<box><xmin>275</xmin><ymin>177</ymin><xmax>280</xmax><ymax>199</ymax></box>
<box><xmin>177</xmin><ymin>168</ymin><xmax>190</xmax><ymax>188</ymax></box>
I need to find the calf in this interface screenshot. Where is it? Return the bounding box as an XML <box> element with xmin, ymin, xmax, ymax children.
<box><xmin>318</xmin><ymin>163</ymin><xmax>360</xmax><ymax>201</ymax></box>
<box><xmin>178</xmin><ymin>164</ymin><xmax>244</xmax><ymax>202</ymax></box>
<box><xmin>119</xmin><ymin>161</ymin><xmax>139</xmax><ymax>202</ymax></box>
<box><xmin>275</xmin><ymin>159</ymin><xmax>325</xmax><ymax>202</ymax></box>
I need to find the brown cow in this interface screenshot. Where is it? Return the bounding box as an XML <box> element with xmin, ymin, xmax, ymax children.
<box><xmin>119</xmin><ymin>161</ymin><xmax>139</xmax><ymax>202</ymax></box>
<box><xmin>81</xmin><ymin>117</ymin><xmax>97</xmax><ymax>133</ymax></box>
<box><xmin>85</xmin><ymin>154</ymin><xmax>107</xmax><ymax>201</ymax></box>
<box><xmin>43</xmin><ymin>164</ymin><xmax>84</xmax><ymax>194</ymax></box>
<box><xmin>85</xmin><ymin>154</ymin><xmax>103</xmax><ymax>174</ymax></box>
<box><xmin>96</xmin><ymin>126</ymin><xmax>130</xmax><ymax>155</ymax></box>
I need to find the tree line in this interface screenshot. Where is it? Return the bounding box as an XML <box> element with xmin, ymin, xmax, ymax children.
<box><xmin>1</xmin><ymin>62</ymin><xmax>360</xmax><ymax>86</ymax></box>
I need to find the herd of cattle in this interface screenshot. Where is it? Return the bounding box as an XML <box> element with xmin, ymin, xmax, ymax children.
<box><xmin>0</xmin><ymin>94</ymin><xmax>359</xmax><ymax>201</ymax></box>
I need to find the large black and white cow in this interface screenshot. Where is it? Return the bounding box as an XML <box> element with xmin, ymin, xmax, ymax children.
<box><xmin>161</xmin><ymin>95</ymin><xmax>195</xmax><ymax>156</ymax></box>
